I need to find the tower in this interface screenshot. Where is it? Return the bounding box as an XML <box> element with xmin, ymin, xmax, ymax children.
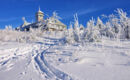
<box><xmin>36</xmin><ymin>7</ymin><xmax>44</xmax><ymax>22</ymax></box>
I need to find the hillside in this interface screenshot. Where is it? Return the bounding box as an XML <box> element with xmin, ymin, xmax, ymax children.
<box><xmin>0</xmin><ymin>36</ymin><xmax>130</xmax><ymax>80</ymax></box>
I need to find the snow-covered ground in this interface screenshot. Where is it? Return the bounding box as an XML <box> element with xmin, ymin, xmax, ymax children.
<box><xmin>0</xmin><ymin>37</ymin><xmax>130</xmax><ymax>80</ymax></box>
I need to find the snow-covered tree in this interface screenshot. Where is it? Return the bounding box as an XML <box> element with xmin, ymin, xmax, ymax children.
<box><xmin>5</xmin><ymin>25</ymin><xmax>13</xmax><ymax>31</ymax></box>
<box><xmin>85</xmin><ymin>18</ymin><xmax>101</xmax><ymax>42</ymax></box>
<box><xmin>117</xmin><ymin>9</ymin><xmax>130</xmax><ymax>39</ymax></box>
<box><xmin>66</xmin><ymin>24</ymin><xmax>75</xmax><ymax>43</ymax></box>
<box><xmin>105</xmin><ymin>9</ymin><xmax>130</xmax><ymax>39</ymax></box>
<box><xmin>73</xmin><ymin>14</ymin><xmax>81</xmax><ymax>42</ymax></box>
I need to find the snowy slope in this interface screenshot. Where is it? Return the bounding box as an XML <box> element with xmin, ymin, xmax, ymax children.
<box><xmin>0</xmin><ymin>37</ymin><xmax>130</xmax><ymax>80</ymax></box>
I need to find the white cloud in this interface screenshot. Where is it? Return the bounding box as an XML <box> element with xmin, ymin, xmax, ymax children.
<box><xmin>77</xmin><ymin>8</ymin><xmax>103</xmax><ymax>16</ymax></box>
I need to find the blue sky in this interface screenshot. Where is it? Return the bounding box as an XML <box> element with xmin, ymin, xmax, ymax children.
<box><xmin>0</xmin><ymin>0</ymin><xmax>130</xmax><ymax>29</ymax></box>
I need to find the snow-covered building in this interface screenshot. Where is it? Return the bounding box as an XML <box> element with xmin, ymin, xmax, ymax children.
<box><xmin>46</xmin><ymin>16</ymin><xmax>66</xmax><ymax>31</ymax></box>
<box><xmin>16</xmin><ymin>7</ymin><xmax>66</xmax><ymax>31</ymax></box>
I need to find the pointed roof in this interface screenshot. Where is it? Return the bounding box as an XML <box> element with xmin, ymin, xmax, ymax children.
<box><xmin>21</xmin><ymin>17</ymin><xmax>30</xmax><ymax>27</ymax></box>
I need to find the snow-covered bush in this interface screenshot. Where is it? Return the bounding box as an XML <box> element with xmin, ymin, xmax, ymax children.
<box><xmin>0</xmin><ymin>25</ymin><xmax>43</xmax><ymax>42</ymax></box>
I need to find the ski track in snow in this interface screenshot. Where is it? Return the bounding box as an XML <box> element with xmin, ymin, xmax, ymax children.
<box><xmin>0</xmin><ymin>38</ymin><xmax>73</xmax><ymax>80</ymax></box>
<box><xmin>34</xmin><ymin>38</ymin><xmax>73</xmax><ymax>80</ymax></box>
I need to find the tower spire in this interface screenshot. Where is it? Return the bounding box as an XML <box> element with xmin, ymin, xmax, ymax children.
<box><xmin>36</xmin><ymin>6</ymin><xmax>44</xmax><ymax>22</ymax></box>
<box><xmin>39</xmin><ymin>6</ymin><xmax>41</xmax><ymax>11</ymax></box>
